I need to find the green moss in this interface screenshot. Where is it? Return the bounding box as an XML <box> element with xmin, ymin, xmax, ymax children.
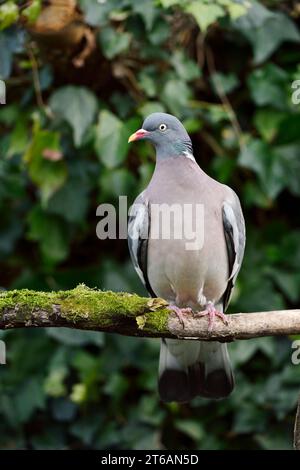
<box><xmin>0</xmin><ymin>288</ymin><xmax>56</xmax><ymax>321</ymax></box>
<box><xmin>0</xmin><ymin>284</ymin><xmax>171</xmax><ymax>335</ymax></box>
<box><xmin>56</xmin><ymin>285</ymin><xmax>152</xmax><ymax>326</ymax></box>
<box><xmin>143</xmin><ymin>308</ymin><xmax>170</xmax><ymax>334</ymax></box>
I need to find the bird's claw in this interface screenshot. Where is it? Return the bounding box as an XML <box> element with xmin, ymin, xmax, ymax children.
<box><xmin>168</xmin><ymin>305</ymin><xmax>192</xmax><ymax>329</ymax></box>
<box><xmin>195</xmin><ymin>303</ymin><xmax>228</xmax><ymax>332</ymax></box>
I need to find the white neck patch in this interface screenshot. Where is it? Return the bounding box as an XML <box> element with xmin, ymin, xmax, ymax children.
<box><xmin>183</xmin><ymin>150</ymin><xmax>196</xmax><ymax>162</ymax></box>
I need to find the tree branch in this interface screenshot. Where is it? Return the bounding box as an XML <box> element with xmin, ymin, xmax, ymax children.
<box><xmin>0</xmin><ymin>285</ymin><xmax>300</xmax><ymax>341</ymax></box>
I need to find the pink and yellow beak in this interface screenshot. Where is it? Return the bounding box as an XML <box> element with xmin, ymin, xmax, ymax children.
<box><xmin>128</xmin><ymin>129</ymin><xmax>149</xmax><ymax>143</ymax></box>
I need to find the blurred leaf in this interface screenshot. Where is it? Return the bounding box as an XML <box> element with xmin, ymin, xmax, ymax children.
<box><xmin>273</xmin><ymin>144</ymin><xmax>300</xmax><ymax>196</ymax></box>
<box><xmin>24</xmin><ymin>129</ymin><xmax>67</xmax><ymax>204</ymax></box>
<box><xmin>15</xmin><ymin>378</ymin><xmax>46</xmax><ymax>423</ymax></box>
<box><xmin>235</xmin><ymin>1</ymin><xmax>300</xmax><ymax>64</ymax></box>
<box><xmin>70</xmin><ymin>384</ymin><xmax>87</xmax><ymax>404</ymax></box>
<box><xmin>255</xmin><ymin>429</ymin><xmax>292</xmax><ymax>450</ymax></box>
<box><xmin>7</xmin><ymin>118</ymin><xmax>29</xmax><ymax>157</ymax></box>
<box><xmin>49</xmin><ymin>86</ymin><xmax>98</xmax><ymax>147</ymax></box>
<box><xmin>248</xmin><ymin>64</ymin><xmax>288</xmax><ymax>110</ymax></box>
<box><xmin>148</xmin><ymin>17</ymin><xmax>170</xmax><ymax>45</ymax></box>
<box><xmin>186</xmin><ymin>2</ymin><xmax>224</xmax><ymax>32</ymax></box>
<box><xmin>79</xmin><ymin>0</ymin><xmax>114</xmax><ymax>26</ymax></box>
<box><xmin>51</xmin><ymin>398</ymin><xmax>77</xmax><ymax>422</ymax></box>
<box><xmin>0</xmin><ymin>1</ymin><xmax>19</xmax><ymax>31</ymax></box>
<box><xmin>95</xmin><ymin>111</ymin><xmax>138</xmax><ymax>168</ymax></box>
<box><xmin>46</xmin><ymin>328</ymin><xmax>104</xmax><ymax>347</ymax></box>
<box><xmin>139</xmin><ymin>101</ymin><xmax>166</xmax><ymax>118</ymax></box>
<box><xmin>276</xmin><ymin>114</ymin><xmax>300</xmax><ymax>145</ymax></box>
<box><xmin>254</xmin><ymin>109</ymin><xmax>285</xmax><ymax>142</ymax></box>
<box><xmin>0</xmin><ymin>215</ymin><xmax>23</xmax><ymax>258</ymax></box>
<box><xmin>70</xmin><ymin>415</ymin><xmax>100</xmax><ymax>445</ymax></box>
<box><xmin>139</xmin><ymin>66</ymin><xmax>158</xmax><ymax>98</ymax></box>
<box><xmin>99</xmin><ymin>27</ymin><xmax>131</xmax><ymax>59</ymax></box>
<box><xmin>0</xmin><ymin>29</ymin><xmax>23</xmax><ymax>79</ymax></box>
<box><xmin>233</xmin><ymin>403</ymin><xmax>268</xmax><ymax>434</ymax></box>
<box><xmin>269</xmin><ymin>269</ymin><xmax>300</xmax><ymax>303</ymax></box>
<box><xmin>27</xmin><ymin>206</ymin><xmax>70</xmax><ymax>263</ymax></box>
<box><xmin>132</xmin><ymin>0</ymin><xmax>157</xmax><ymax>31</ymax></box>
<box><xmin>44</xmin><ymin>367</ymin><xmax>67</xmax><ymax>398</ymax></box>
<box><xmin>47</xmin><ymin>179</ymin><xmax>90</xmax><ymax>223</ymax></box>
<box><xmin>238</xmin><ymin>139</ymin><xmax>284</xmax><ymax>199</ymax></box>
<box><xmin>31</xmin><ymin>427</ymin><xmax>66</xmax><ymax>450</ymax></box>
<box><xmin>171</xmin><ymin>50</ymin><xmax>200</xmax><ymax>82</ymax></box>
<box><xmin>161</xmin><ymin>78</ymin><xmax>191</xmax><ymax>116</ymax></box>
<box><xmin>211</xmin><ymin>72</ymin><xmax>239</xmax><ymax>94</ymax></box>
<box><xmin>22</xmin><ymin>0</ymin><xmax>41</xmax><ymax>24</ymax></box>
<box><xmin>175</xmin><ymin>420</ymin><xmax>204</xmax><ymax>441</ymax></box>
<box><xmin>99</xmin><ymin>168</ymin><xmax>136</xmax><ymax>198</ymax></box>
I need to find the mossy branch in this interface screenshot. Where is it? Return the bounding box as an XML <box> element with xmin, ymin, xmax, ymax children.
<box><xmin>0</xmin><ymin>284</ymin><xmax>300</xmax><ymax>341</ymax></box>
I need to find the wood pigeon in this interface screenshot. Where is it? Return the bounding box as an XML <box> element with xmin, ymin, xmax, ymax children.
<box><xmin>128</xmin><ymin>112</ymin><xmax>246</xmax><ymax>403</ymax></box>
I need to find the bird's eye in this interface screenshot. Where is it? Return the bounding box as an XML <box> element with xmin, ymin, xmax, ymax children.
<box><xmin>159</xmin><ymin>123</ymin><xmax>167</xmax><ymax>131</ymax></box>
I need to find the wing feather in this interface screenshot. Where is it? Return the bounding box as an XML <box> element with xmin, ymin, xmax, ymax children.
<box><xmin>222</xmin><ymin>191</ymin><xmax>246</xmax><ymax>310</ymax></box>
<box><xmin>128</xmin><ymin>193</ymin><xmax>156</xmax><ymax>297</ymax></box>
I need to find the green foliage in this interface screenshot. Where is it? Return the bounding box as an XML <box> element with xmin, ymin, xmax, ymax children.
<box><xmin>0</xmin><ymin>1</ymin><xmax>18</xmax><ymax>31</ymax></box>
<box><xmin>0</xmin><ymin>0</ymin><xmax>300</xmax><ymax>451</ymax></box>
<box><xmin>49</xmin><ymin>86</ymin><xmax>98</xmax><ymax>147</ymax></box>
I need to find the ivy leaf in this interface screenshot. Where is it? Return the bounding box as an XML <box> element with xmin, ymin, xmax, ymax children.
<box><xmin>22</xmin><ymin>0</ymin><xmax>41</xmax><ymax>24</ymax></box>
<box><xmin>139</xmin><ymin>101</ymin><xmax>166</xmax><ymax>118</ymax></box>
<box><xmin>225</xmin><ymin>1</ymin><xmax>248</xmax><ymax>20</ymax></box>
<box><xmin>79</xmin><ymin>0</ymin><xmax>113</xmax><ymax>26</ymax></box>
<box><xmin>27</xmin><ymin>206</ymin><xmax>70</xmax><ymax>264</ymax></box>
<box><xmin>0</xmin><ymin>1</ymin><xmax>19</xmax><ymax>31</ymax></box>
<box><xmin>253</xmin><ymin>109</ymin><xmax>285</xmax><ymax>143</ymax></box>
<box><xmin>24</xmin><ymin>129</ymin><xmax>67</xmax><ymax>205</ymax></box>
<box><xmin>132</xmin><ymin>0</ymin><xmax>157</xmax><ymax>31</ymax></box>
<box><xmin>49</xmin><ymin>86</ymin><xmax>98</xmax><ymax>147</ymax></box>
<box><xmin>95</xmin><ymin>111</ymin><xmax>139</xmax><ymax>169</ymax></box>
<box><xmin>47</xmin><ymin>180</ymin><xmax>90</xmax><ymax>223</ymax></box>
<box><xmin>238</xmin><ymin>139</ymin><xmax>285</xmax><ymax>199</ymax></box>
<box><xmin>211</xmin><ymin>72</ymin><xmax>239</xmax><ymax>94</ymax></box>
<box><xmin>170</xmin><ymin>50</ymin><xmax>200</xmax><ymax>82</ymax></box>
<box><xmin>0</xmin><ymin>29</ymin><xmax>24</xmax><ymax>79</ymax></box>
<box><xmin>274</xmin><ymin>144</ymin><xmax>300</xmax><ymax>197</ymax></box>
<box><xmin>99</xmin><ymin>168</ymin><xmax>136</xmax><ymax>199</ymax></box>
<box><xmin>161</xmin><ymin>79</ymin><xmax>191</xmax><ymax>116</ymax></box>
<box><xmin>98</xmin><ymin>27</ymin><xmax>131</xmax><ymax>59</ymax></box>
<box><xmin>175</xmin><ymin>420</ymin><xmax>204</xmax><ymax>441</ymax></box>
<box><xmin>186</xmin><ymin>2</ymin><xmax>224</xmax><ymax>32</ymax></box>
<box><xmin>247</xmin><ymin>64</ymin><xmax>288</xmax><ymax>111</ymax></box>
<box><xmin>159</xmin><ymin>0</ymin><xmax>181</xmax><ymax>7</ymax></box>
<box><xmin>235</xmin><ymin>2</ymin><xmax>300</xmax><ymax>64</ymax></box>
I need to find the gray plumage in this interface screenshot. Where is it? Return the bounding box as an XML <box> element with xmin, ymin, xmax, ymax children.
<box><xmin>128</xmin><ymin>112</ymin><xmax>246</xmax><ymax>402</ymax></box>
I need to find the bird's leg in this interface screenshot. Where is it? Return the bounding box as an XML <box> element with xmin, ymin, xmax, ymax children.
<box><xmin>195</xmin><ymin>302</ymin><xmax>228</xmax><ymax>332</ymax></box>
<box><xmin>167</xmin><ymin>305</ymin><xmax>193</xmax><ymax>328</ymax></box>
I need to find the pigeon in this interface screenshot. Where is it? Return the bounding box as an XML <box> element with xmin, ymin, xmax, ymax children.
<box><xmin>128</xmin><ymin>112</ymin><xmax>245</xmax><ymax>403</ymax></box>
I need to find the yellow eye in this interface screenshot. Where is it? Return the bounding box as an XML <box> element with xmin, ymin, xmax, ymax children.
<box><xmin>159</xmin><ymin>123</ymin><xmax>167</xmax><ymax>131</ymax></box>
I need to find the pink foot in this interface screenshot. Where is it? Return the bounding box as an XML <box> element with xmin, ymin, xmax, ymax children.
<box><xmin>168</xmin><ymin>305</ymin><xmax>193</xmax><ymax>328</ymax></box>
<box><xmin>195</xmin><ymin>302</ymin><xmax>228</xmax><ymax>332</ymax></box>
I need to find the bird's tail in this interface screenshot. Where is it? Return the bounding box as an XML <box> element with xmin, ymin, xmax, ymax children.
<box><xmin>158</xmin><ymin>338</ymin><xmax>234</xmax><ymax>402</ymax></box>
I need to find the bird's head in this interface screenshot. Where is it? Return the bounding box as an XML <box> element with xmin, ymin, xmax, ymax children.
<box><xmin>128</xmin><ymin>112</ymin><xmax>193</xmax><ymax>160</ymax></box>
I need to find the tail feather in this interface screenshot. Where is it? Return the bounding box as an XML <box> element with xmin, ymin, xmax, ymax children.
<box><xmin>158</xmin><ymin>338</ymin><xmax>234</xmax><ymax>403</ymax></box>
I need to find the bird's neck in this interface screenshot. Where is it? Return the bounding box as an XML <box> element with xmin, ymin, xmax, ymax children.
<box><xmin>155</xmin><ymin>140</ymin><xmax>195</xmax><ymax>162</ymax></box>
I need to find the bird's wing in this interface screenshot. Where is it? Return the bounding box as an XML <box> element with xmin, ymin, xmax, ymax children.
<box><xmin>128</xmin><ymin>192</ymin><xmax>157</xmax><ymax>297</ymax></box>
<box><xmin>222</xmin><ymin>189</ymin><xmax>246</xmax><ymax>311</ymax></box>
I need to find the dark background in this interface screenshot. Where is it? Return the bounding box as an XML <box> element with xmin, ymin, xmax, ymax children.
<box><xmin>0</xmin><ymin>0</ymin><xmax>300</xmax><ymax>450</ymax></box>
